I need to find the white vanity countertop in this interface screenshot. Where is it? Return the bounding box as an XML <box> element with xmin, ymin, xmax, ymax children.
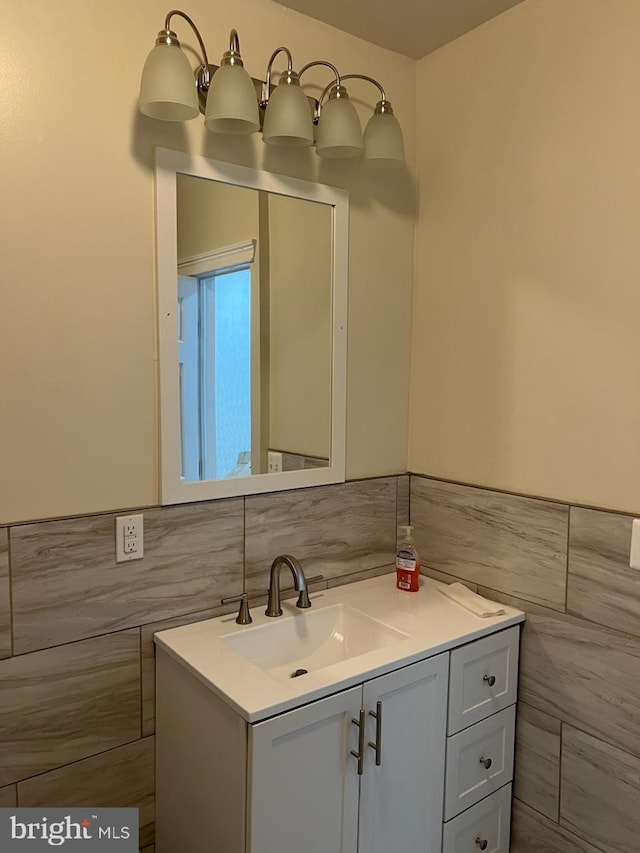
<box><xmin>154</xmin><ymin>575</ymin><xmax>524</xmax><ymax>723</ymax></box>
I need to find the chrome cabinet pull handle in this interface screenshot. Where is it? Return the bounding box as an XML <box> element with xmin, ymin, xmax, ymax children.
<box><xmin>367</xmin><ymin>701</ymin><xmax>383</xmax><ymax>766</ymax></box>
<box><xmin>483</xmin><ymin>674</ymin><xmax>496</xmax><ymax>687</ymax></box>
<box><xmin>351</xmin><ymin>709</ymin><xmax>366</xmax><ymax>776</ymax></box>
<box><xmin>475</xmin><ymin>838</ymin><xmax>488</xmax><ymax>850</ymax></box>
<box><xmin>479</xmin><ymin>755</ymin><xmax>492</xmax><ymax>770</ymax></box>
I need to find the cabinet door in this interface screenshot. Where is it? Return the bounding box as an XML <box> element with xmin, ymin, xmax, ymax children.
<box><xmin>248</xmin><ymin>686</ymin><xmax>362</xmax><ymax>853</ymax></box>
<box><xmin>358</xmin><ymin>653</ymin><xmax>449</xmax><ymax>853</ymax></box>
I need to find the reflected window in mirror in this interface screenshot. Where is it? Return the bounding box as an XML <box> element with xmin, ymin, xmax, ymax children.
<box><xmin>179</xmin><ymin>263</ymin><xmax>252</xmax><ymax>481</ymax></box>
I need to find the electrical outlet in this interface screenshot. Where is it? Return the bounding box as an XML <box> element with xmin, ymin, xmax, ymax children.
<box><xmin>116</xmin><ymin>514</ymin><xmax>144</xmax><ymax>563</ymax></box>
<box><xmin>124</xmin><ymin>537</ymin><xmax>137</xmax><ymax>554</ymax></box>
<box><xmin>630</xmin><ymin>519</ymin><xmax>640</xmax><ymax>570</ymax></box>
<box><xmin>267</xmin><ymin>451</ymin><xmax>283</xmax><ymax>473</ymax></box>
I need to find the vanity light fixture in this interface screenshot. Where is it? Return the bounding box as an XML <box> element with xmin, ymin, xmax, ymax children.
<box><xmin>138</xmin><ymin>9</ymin><xmax>405</xmax><ymax>168</ymax></box>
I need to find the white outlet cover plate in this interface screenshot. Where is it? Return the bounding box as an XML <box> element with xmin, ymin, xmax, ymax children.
<box><xmin>115</xmin><ymin>514</ymin><xmax>144</xmax><ymax>563</ymax></box>
<box><xmin>630</xmin><ymin>519</ymin><xmax>640</xmax><ymax>570</ymax></box>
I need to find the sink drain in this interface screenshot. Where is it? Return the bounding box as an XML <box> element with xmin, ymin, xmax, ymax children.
<box><xmin>291</xmin><ymin>668</ymin><xmax>308</xmax><ymax>678</ymax></box>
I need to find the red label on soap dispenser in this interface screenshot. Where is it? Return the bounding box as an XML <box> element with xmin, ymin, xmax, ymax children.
<box><xmin>396</xmin><ymin>550</ymin><xmax>420</xmax><ymax>592</ymax></box>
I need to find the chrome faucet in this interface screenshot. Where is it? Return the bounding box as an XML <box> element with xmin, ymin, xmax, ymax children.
<box><xmin>265</xmin><ymin>554</ymin><xmax>313</xmax><ymax>617</ymax></box>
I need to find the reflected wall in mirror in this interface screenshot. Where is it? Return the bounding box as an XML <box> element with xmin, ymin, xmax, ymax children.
<box><xmin>156</xmin><ymin>149</ymin><xmax>348</xmax><ymax>504</ymax></box>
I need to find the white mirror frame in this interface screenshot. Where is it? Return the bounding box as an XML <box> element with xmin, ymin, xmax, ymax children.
<box><xmin>155</xmin><ymin>148</ymin><xmax>348</xmax><ymax>504</ymax></box>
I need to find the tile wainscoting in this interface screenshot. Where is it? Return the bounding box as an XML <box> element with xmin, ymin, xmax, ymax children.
<box><xmin>410</xmin><ymin>475</ymin><xmax>640</xmax><ymax>853</ymax></box>
<box><xmin>0</xmin><ymin>476</ymin><xmax>407</xmax><ymax>850</ymax></box>
<box><xmin>2</xmin><ymin>472</ymin><xmax>636</xmax><ymax>852</ymax></box>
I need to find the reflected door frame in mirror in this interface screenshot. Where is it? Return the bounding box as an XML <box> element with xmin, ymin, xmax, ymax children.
<box><xmin>155</xmin><ymin>147</ymin><xmax>348</xmax><ymax>504</ymax></box>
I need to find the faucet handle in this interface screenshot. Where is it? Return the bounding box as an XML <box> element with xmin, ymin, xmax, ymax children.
<box><xmin>221</xmin><ymin>592</ymin><xmax>253</xmax><ymax>625</ymax></box>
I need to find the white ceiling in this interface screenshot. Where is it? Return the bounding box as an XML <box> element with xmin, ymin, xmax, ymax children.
<box><xmin>276</xmin><ymin>0</ymin><xmax>523</xmax><ymax>60</ymax></box>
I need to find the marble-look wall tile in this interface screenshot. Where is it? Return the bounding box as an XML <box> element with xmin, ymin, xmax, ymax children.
<box><xmin>511</xmin><ymin>800</ymin><xmax>601</xmax><ymax>853</ymax></box>
<box><xmin>11</xmin><ymin>500</ymin><xmax>244</xmax><ymax>653</ymax></box>
<box><xmin>248</xmin><ymin>578</ymin><xmax>328</xmax><ymax>616</ymax></box>
<box><xmin>396</xmin><ymin>475</ymin><xmax>410</xmax><ymax>533</ymax></box>
<box><xmin>422</xmin><ymin>566</ymin><xmax>478</xmax><ymax>591</ymax></box>
<box><xmin>0</xmin><ymin>630</ymin><xmax>140</xmax><ymax>786</ymax></box>
<box><xmin>561</xmin><ymin>726</ymin><xmax>640</xmax><ymax>853</ymax></box>
<box><xmin>141</xmin><ymin>608</ymin><xmax>222</xmax><ymax>737</ymax></box>
<box><xmin>567</xmin><ymin>507</ymin><xmax>639</xmax><ymax>637</ymax></box>
<box><xmin>19</xmin><ymin>738</ymin><xmax>155</xmax><ymax>847</ymax></box>
<box><xmin>0</xmin><ymin>784</ymin><xmax>16</xmax><ymax>807</ymax></box>
<box><xmin>410</xmin><ymin>478</ymin><xmax>568</xmax><ymax>610</ymax></box>
<box><xmin>0</xmin><ymin>529</ymin><xmax>10</xmax><ymax>658</ymax></box>
<box><xmin>327</xmin><ymin>564</ymin><xmax>394</xmax><ymax>588</ymax></box>
<box><xmin>244</xmin><ymin>478</ymin><xmax>397</xmax><ymax>591</ymax></box>
<box><xmin>280</xmin><ymin>451</ymin><xmax>329</xmax><ymax>471</ymax></box>
<box><xmin>477</xmin><ymin>586</ymin><xmax>640</xmax><ymax>758</ymax></box>
<box><xmin>514</xmin><ymin>703</ymin><xmax>560</xmax><ymax>820</ymax></box>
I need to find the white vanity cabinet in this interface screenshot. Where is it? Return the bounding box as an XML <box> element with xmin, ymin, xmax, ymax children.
<box><xmin>154</xmin><ymin>576</ymin><xmax>524</xmax><ymax>853</ymax></box>
<box><xmin>249</xmin><ymin>654</ymin><xmax>449</xmax><ymax>853</ymax></box>
<box><xmin>443</xmin><ymin>626</ymin><xmax>520</xmax><ymax>853</ymax></box>
<box><xmin>157</xmin><ymin>651</ymin><xmax>449</xmax><ymax>853</ymax></box>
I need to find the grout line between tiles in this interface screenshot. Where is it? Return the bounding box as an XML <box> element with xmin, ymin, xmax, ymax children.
<box><xmin>564</xmin><ymin>507</ymin><xmax>571</xmax><ymax>614</ymax></box>
<box><xmin>557</xmin><ymin>721</ymin><xmax>563</xmax><ymax>825</ymax></box>
<box><xmin>7</xmin><ymin>529</ymin><xmax>15</xmax><ymax>659</ymax></box>
<box><xmin>139</xmin><ymin>628</ymin><xmax>144</xmax><ymax>739</ymax></box>
<box><xmin>11</xmin><ymin>735</ymin><xmax>154</xmax><ymax>790</ymax></box>
<box><xmin>242</xmin><ymin>496</ymin><xmax>247</xmax><ymax>593</ymax></box>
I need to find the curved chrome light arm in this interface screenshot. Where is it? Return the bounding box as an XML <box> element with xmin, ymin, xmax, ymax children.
<box><xmin>164</xmin><ymin>9</ymin><xmax>210</xmax><ymax>67</ymax></box>
<box><xmin>339</xmin><ymin>73</ymin><xmax>386</xmax><ymax>103</ymax></box>
<box><xmin>320</xmin><ymin>73</ymin><xmax>396</xmax><ymax>117</ymax></box>
<box><xmin>261</xmin><ymin>46</ymin><xmax>294</xmax><ymax>107</ymax></box>
<box><xmin>160</xmin><ymin>9</ymin><xmax>212</xmax><ymax>97</ymax></box>
<box><xmin>219</xmin><ymin>28</ymin><xmax>246</xmax><ymax>67</ymax></box>
<box><xmin>298</xmin><ymin>60</ymin><xmax>341</xmax><ymax>122</ymax></box>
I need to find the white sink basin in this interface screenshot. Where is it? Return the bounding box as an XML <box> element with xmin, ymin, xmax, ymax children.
<box><xmin>221</xmin><ymin>603</ymin><xmax>409</xmax><ymax>683</ymax></box>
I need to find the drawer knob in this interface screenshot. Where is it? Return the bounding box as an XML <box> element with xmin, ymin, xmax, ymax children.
<box><xmin>475</xmin><ymin>838</ymin><xmax>488</xmax><ymax>851</ymax></box>
<box><xmin>479</xmin><ymin>755</ymin><xmax>492</xmax><ymax>770</ymax></box>
<box><xmin>483</xmin><ymin>674</ymin><xmax>496</xmax><ymax>687</ymax></box>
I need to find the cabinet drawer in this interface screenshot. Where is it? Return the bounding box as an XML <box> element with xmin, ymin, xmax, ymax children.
<box><xmin>442</xmin><ymin>784</ymin><xmax>511</xmax><ymax>853</ymax></box>
<box><xmin>448</xmin><ymin>627</ymin><xmax>519</xmax><ymax>734</ymax></box>
<box><xmin>444</xmin><ymin>705</ymin><xmax>515</xmax><ymax>819</ymax></box>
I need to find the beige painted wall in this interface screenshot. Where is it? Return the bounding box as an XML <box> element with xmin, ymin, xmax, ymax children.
<box><xmin>176</xmin><ymin>179</ymin><xmax>331</xmax><ymax>461</ymax></box>
<box><xmin>268</xmin><ymin>194</ymin><xmax>331</xmax><ymax>458</ymax></box>
<box><xmin>0</xmin><ymin>0</ymin><xmax>415</xmax><ymax>525</ymax></box>
<box><xmin>177</xmin><ymin>175</ymin><xmax>258</xmax><ymax>258</ymax></box>
<box><xmin>410</xmin><ymin>0</ymin><xmax>640</xmax><ymax>513</ymax></box>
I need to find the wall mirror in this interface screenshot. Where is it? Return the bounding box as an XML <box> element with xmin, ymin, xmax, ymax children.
<box><xmin>155</xmin><ymin>148</ymin><xmax>348</xmax><ymax>504</ymax></box>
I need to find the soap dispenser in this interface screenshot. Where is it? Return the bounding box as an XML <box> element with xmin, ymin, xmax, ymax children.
<box><xmin>396</xmin><ymin>525</ymin><xmax>421</xmax><ymax>592</ymax></box>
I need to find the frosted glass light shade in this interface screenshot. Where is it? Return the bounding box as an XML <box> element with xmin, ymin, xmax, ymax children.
<box><xmin>138</xmin><ymin>44</ymin><xmax>199</xmax><ymax>121</ymax></box>
<box><xmin>316</xmin><ymin>97</ymin><xmax>363</xmax><ymax>159</ymax></box>
<box><xmin>363</xmin><ymin>112</ymin><xmax>405</xmax><ymax>169</ymax></box>
<box><xmin>263</xmin><ymin>84</ymin><xmax>313</xmax><ymax>147</ymax></box>
<box><xmin>204</xmin><ymin>64</ymin><xmax>260</xmax><ymax>134</ymax></box>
